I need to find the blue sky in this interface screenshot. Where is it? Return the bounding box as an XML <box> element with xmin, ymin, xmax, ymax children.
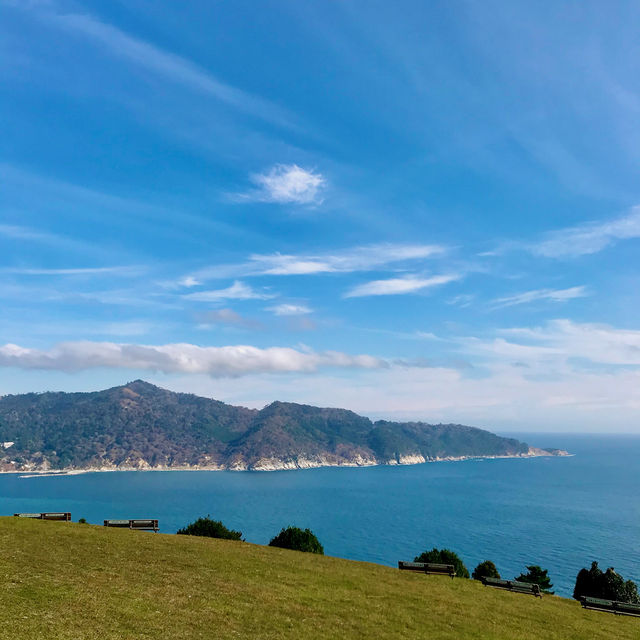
<box><xmin>1</xmin><ymin>0</ymin><xmax>639</xmax><ymax>432</ymax></box>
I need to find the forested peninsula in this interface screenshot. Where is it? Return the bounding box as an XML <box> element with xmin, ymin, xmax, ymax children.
<box><xmin>0</xmin><ymin>380</ymin><xmax>567</xmax><ymax>473</ymax></box>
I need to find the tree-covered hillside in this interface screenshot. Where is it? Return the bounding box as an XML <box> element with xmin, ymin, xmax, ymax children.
<box><xmin>0</xmin><ymin>380</ymin><xmax>539</xmax><ymax>472</ymax></box>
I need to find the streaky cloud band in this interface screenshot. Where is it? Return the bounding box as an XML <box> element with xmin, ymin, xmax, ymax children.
<box><xmin>0</xmin><ymin>342</ymin><xmax>387</xmax><ymax>377</ymax></box>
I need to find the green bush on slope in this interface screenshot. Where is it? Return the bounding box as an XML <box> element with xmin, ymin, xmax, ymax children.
<box><xmin>177</xmin><ymin>516</ymin><xmax>242</xmax><ymax>540</ymax></box>
<box><xmin>414</xmin><ymin>548</ymin><xmax>470</xmax><ymax>578</ymax></box>
<box><xmin>269</xmin><ymin>526</ymin><xmax>324</xmax><ymax>554</ymax></box>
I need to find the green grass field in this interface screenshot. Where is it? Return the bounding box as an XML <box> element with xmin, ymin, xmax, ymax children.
<box><xmin>0</xmin><ymin>518</ymin><xmax>636</xmax><ymax>639</ymax></box>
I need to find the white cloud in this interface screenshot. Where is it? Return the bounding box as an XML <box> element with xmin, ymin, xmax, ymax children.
<box><xmin>532</xmin><ymin>207</ymin><xmax>640</xmax><ymax>258</ymax></box>
<box><xmin>247</xmin><ymin>243</ymin><xmax>445</xmax><ymax>276</ymax></box>
<box><xmin>244</xmin><ymin>164</ymin><xmax>325</xmax><ymax>205</ymax></box>
<box><xmin>490</xmin><ymin>286</ymin><xmax>589</xmax><ymax>308</ymax></box>
<box><xmin>182</xmin><ymin>243</ymin><xmax>446</xmax><ymax>285</ymax></box>
<box><xmin>0</xmin><ymin>341</ymin><xmax>385</xmax><ymax>377</ymax></box>
<box><xmin>267</xmin><ymin>304</ymin><xmax>312</xmax><ymax>316</ymax></box>
<box><xmin>344</xmin><ymin>274</ymin><xmax>460</xmax><ymax>298</ymax></box>
<box><xmin>498</xmin><ymin>319</ymin><xmax>640</xmax><ymax>366</ymax></box>
<box><xmin>177</xmin><ymin>276</ymin><xmax>200</xmax><ymax>288</ymax></box>
<box><xmin>155</xmin><ymin>363</ymin><xmax>640</xmax><ymax>432</ymax></box>
<box><xmin>183</xmin><ymin>281</ymin><xmax>274</xmax><ymax>302</ymax></box>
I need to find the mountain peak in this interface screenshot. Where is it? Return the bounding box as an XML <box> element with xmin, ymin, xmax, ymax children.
<box><xmin>123</xmin><ymin>380</ymin><xmax>160</xmax><ymax>392</ymax></box>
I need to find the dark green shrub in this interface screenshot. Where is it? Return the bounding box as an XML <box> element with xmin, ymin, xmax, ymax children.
<box><xmin>472</xmin><ymin>560</ymin><xmax>500</xmax><ymax>581</ymax></box>
<box><xmin>77</xmin><ymin>518</ymin><xmax>87</xmax><ymax>524</ymax></box>
<box><xmin>414</xmin><ymin>548</ymin><xmax>470</xmax><ymax>578</ymax></box>
<box><xmin>573</xmin><ymin>561</ymin><xmax>639</xmax><ymax>603</ymax></box>
<box><xmin>268</xmin><ymin>526</ymin><xmax>324</xmax><ymax>554</ymax></box>
<box><xmin>515</xmin><ymin>565</ymin><xmax>554</xmax><ymax>594</ymax></box>
<box><xmin>176</xmin><ymin>516</ymin><xmax>242</xmax><ymax>541</ymax></box>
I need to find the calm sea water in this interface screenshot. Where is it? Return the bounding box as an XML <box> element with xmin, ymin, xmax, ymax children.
<box><xmin>1</xmin><ymin>433</ymin><xmax>638</xmax><ymax>597</ymax></box>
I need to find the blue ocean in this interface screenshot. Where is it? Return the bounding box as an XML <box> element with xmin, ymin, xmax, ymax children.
<box><xmin>1</xmin><ymin>433</ymin><xmax>638</xmax><ymax>597</ymax></box>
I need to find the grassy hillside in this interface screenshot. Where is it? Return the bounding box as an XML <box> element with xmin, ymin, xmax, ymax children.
<box><xmin>0</xmin><ymin>518</ymin><xmax>636</xmax><ymax>639</ymax></box>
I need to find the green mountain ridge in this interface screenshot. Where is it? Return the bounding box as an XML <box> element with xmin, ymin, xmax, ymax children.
<box><xmin>0</xmin><ymin>380</ymin><xmax>563</xmax><ymax>472</ymax></box>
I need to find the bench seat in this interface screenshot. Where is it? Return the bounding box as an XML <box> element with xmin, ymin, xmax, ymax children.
<box><xmin>581</xmin><ymin>596</ymin><xmax>640</xmax><ymax>617</ymax></box>
<box><xmin>398</xmin><ymin>561</ymin><xmax>456</xmax><ymax>578</ymax></box>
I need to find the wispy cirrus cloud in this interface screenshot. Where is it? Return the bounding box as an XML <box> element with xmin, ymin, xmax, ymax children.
<box><xmin>0</xmin><ymin>223</ymin><xmax>101</xmax><ymax>256</ymax></box>
<box><xmin>0</xmin><ymin>341</ymin><xmax>385</xmax><ymax>377</ymax></box>
<box><xmin>531</xmin><ymin>207</ymin><xmax>640</xmax><ymax>258</ymax></box>
<box><xmin>490</xmin><ymin>286</ymin><xmax>589</xmax><ymax>309</ymax></box>
<box><xmin>188</xmin><ymin>243</ymin><xmax>446</xmax><ymax>281</ymax></box>
<box><xmin>236</xmin><ymin>164</ymin><xmax>326</xmax><ymax>205</ymax></box>
<box><xmin>267</xmin><ymin>304</ymin><xmax>312</xmax><ymax>316</ymax></box>
<box><xmin>29</xmin><ymin>8</ymin><xmax>299</xmax><ymax>131</ymax></box>
<box><xmin>0</xmin><ymin>265</ymin><xmax>143</xmax><ymax>276</ymax></box>
<box><xmin>195</xmin><ymin>308</ymin><xmax>262</xmax><ymax>330</ymax></box>
<box><xmin>344</xmin><ymin>274</ymin><xmax>460</xmax><ymax>298</ymax></box>
<box><xmin>183</xmin><ymin>280</ymin><xmax>274</xmax><ymax>302</ymax></box>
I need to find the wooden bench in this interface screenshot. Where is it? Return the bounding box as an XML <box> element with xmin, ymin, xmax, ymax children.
<box><xmin>481</xmin><ymin>577</ymin><xmax>542</xmax><ymax>597</ymax></box>
<box><xmin>398</xmin><ymin>561</ymin><xmax>456</xmax><ymax>578</ymax></box>
<box><xmin>581</xmin><ymin>596</ymin><xmax>640</xmax><ymax>617</ymax></box>
<box><xmin>104</xmin><ymin>519</ymin><xmax>159</xmax><ymax>532</ymax></box>
<box><xmin>14</xmin><ymin>512</ymin><xmax>71</xmax><ymax>521</ymax></box>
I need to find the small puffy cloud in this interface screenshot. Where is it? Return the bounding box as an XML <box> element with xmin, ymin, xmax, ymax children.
<box><xmin>490</xmin><ymin>286</ymin><xmax>589</xmax><ymax>309</ymax></box>
<box><xmin>183</xmin><ymin>280</ymin><xmax>274</xmax><ymax>302</ymax></box>
<box><xmin>267</xmin><ymin>304</ymin><xmax>312</xmax><ymax>316</ymax></box>
<box><xmin>344</xmin><ymin>274</ymin><xmax>460</xmax><ymax>298</ymax></box>
<box><xmin>177</xmin><ymin>276</ymin><xmax>200</xmax><ymax>288</ymax></box>
<box><xmin>245</xmin><ymin>164</ymin><xmax>325</xmax><ymax>205</ymax></box>
<box><xmin>0</xmin><ymin>341</ymin><xmax>385</xmax><ymax>377</ymax></box>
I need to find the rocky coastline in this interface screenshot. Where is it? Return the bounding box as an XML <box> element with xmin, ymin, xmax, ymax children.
<box><xmin>3</xmin><ymin>446</ymin><xmax>570</xmax><ymax>477</ymax></box>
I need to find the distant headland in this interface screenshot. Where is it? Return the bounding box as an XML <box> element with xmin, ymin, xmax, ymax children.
<box><xmin>0</xmin><ymin>380</ymin><xmax>568</xmax><ymax>474</ymax></box>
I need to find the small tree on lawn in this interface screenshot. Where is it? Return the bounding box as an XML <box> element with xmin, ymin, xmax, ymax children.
<box><xmin>515</xmin><ymin>565</ymin><xmax>554</xmax><ymax>594</ymax></box>
<box><xmin>472</xmin><ymin>560</ymin><xmax>500</xmax><ymax>581</ymax></box>
<box><xmin>414</xmin><ymin>548</ymin><xmax>470</xmax><ymax>578</ymax></box>
<box><xmin>269</xmin><ymin>526</ymin><xmax>324</xmax><ymax>554</ymax></box>
<box><xmin>176</xmin><ymin>516</ymin><xmax>242</xmax><ymax>541</ymax></box>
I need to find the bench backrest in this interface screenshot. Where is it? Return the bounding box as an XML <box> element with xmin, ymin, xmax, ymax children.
<box><xmin>104</xmin><ymin>519</ymin><xmax>159</xmax><ymax>530</ymax></box>
<box><xmin>483</xmin><ymin>577</ymin><xmax>540</xmax><ymax>593</ymax></box>
<box><xmin>104</xmin><ymin>519</ymin><xmax>130</xmax><ymax>527</ymax></box>
<box><xmin>129</xmin><ymin>519</ymin><xmax>158</xmax><ymax>529</ymax></box>
<box><xmin>581</xmin><ymin>596</ymin><xmax>613</xmax><ymax>608</ymax></box>
<box><xmin>424</xmin><ymin>563</ymin><xmax>455</xmax><ymax>572</ymax></box>
<box><xmin>14</xmin><ymin>512</ymin><xmax>71</xmax><ymax>521</ymax></box>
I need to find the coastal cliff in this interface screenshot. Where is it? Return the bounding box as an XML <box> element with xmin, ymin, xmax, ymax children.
<box><xmin>0</xmin><ymin>380</ymin><xmax>567</xmax><ymax>473</ymax></box>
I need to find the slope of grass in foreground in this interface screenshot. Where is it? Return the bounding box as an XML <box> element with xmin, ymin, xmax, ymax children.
<box><xmin>0</xmin><ymin>518</ymin><xmax>636</xmax><ymax>640</ymax></box>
